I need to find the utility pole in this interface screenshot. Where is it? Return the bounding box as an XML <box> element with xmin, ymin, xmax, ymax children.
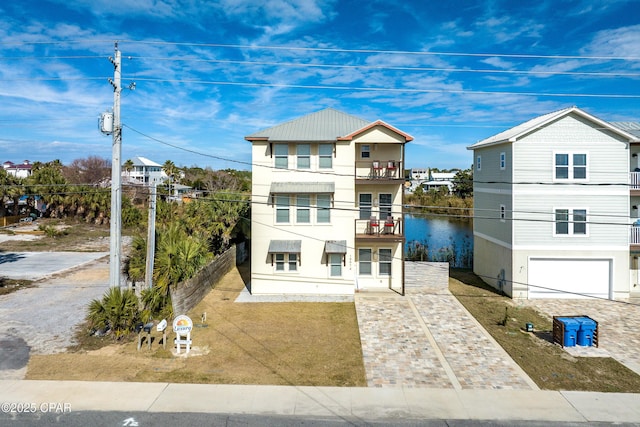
<box><xmin>108</xmin><ymin>43</ymin><xmax>122</xmax><ymax>288</ymax></box>
<box><xmin>145</xmin><ymin>182</ymin><xmax>157</xmax><ymax>290</ymax></box>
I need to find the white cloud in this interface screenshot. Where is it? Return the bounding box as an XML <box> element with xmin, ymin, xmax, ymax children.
<box><xmin>582</xmin><ymin>24</ymin><xmax>640</xmax><ymax>60</ymax></box>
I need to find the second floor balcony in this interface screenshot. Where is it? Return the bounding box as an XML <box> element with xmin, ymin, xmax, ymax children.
<box><xmin>631</xmin><ymin>225</ymin><xmax>640</xmax><ymax>246</ymax></box>
<box><xmin>355</xmin><ymin>160</ymin><xmax>404</xmax><ymax>182</ymax></box>
<box><xmin>631</xmin><ymin>172</ymin><xmax>640</xmax><ymax>194</ymax></box>
<box><xmin>355</xmin><ymin>215</ymin><xmax>404</xmax><ymax>242</ymax></box>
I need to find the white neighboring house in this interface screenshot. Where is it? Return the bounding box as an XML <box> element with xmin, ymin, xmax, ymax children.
<box><xmin>467</xmin><ymin>107</ymin><xmax>639</xmax><ymax>300</ymax></box>
<box><xmin>421</xmin><ymin>171</ymin><xmax>457</xmax><ymax>193</ymax></box>
<box><xmin>123</xmin><ymin>156</ymin><xmax>167</xmax><ymax>186</ymax></box>
<box><xmin>2</xmin><ymin>160</ymin><xmax>32</xmax><ymax>178</ymax></box>
<box><xmin>411</xmin><ymin>168</ymin><xmax>428</xmax><ymax>180</ymax></box>
<box><xmin>246</xmin><ymin>108</ymin><xmax>412</xmax><ymax>295</ymax></box>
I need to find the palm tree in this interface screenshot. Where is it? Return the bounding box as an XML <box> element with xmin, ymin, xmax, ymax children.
<box><xmin>162</xmin><ymin>160</ymin><xmax>177</xmax><ymax>197</ymax></box>
<box><xmin>123</xmin><ymin>159</ymin><xmax>134</xmax><ymax>183</ymax></box>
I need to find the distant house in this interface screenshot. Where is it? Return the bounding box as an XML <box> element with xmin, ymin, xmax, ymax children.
<box><xmin>468</xmin><ymin>107</ymin><xmax>639</xmax><ymax>300</ymax></box>
<box><xmin>410</xmin><ymin>168</ymin><xmax>428</xmax><ymax>180</ymax></box>
<box><xmin>246</xmin><ymin>108</ymin><xmax>412</xmax><ymax>295</ymax></box>
<box><xmin>2</xmin><ymin>160</ymin><xmax>32</xmax><ymax>178</ymax></box>
<box><xmin>421</xmin><ymin>171</ymin><xmax>457</xmax><ymax>193</ymax></box>
<box><xmin>123</xmin><ymin>156</ymin><xmax>166</xmax><ymax>186</ymax></box>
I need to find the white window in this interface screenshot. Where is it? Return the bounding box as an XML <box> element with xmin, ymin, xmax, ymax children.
<box><xmin>555</xmin><ymin>153</ymin><xmax>587</xmax><ymax>180</ymax></box>
<box><xmin>379</xmin><ymin>248</ymin><xmax>392</xmax><ymax>276</ymax></box>
<box><xmin>361</xmin><ymin>144</ymin><xmax>370</xmax><ymax>159</ymax></box>
<box><xmin>275</xmin><ymin>195</ymin><xmax>290</xmax><ymax>223</ymax></box>
<box><xmin>274</xmin><ymin>144</ymin><xmax>288</xmax><ymax>169</ymax></box>
<box><xmin>359</xmin><ymin>194</ymin><xmax>372</xmax><ymax>220</ymax></box>
<box><xmin>555</xmin><ymin>208</ymin><xmax>587</xmax><ymax>236</ymax></box>
<box><xmin>274</xmin><ymin>253</ymin><xmax>297</xmax><ymax>272</ymax></box>
<box><xmin>359</xmin><ymin>248</ymin><xmax>372</xmax><ymax>275</ymax></box>
<box><xmin>319</xmin><ymin>144</ymin><xmax>333</xmax><ymax>169</ymax></box>
<box><xmin>288</xmin><ymin>253</ymin><xmax>298</xmax><ymax>271</ymax></box>
<box><xmin>316</xmin><ymin>194</ymin><xmax>331</xmax><ymax>223</ymax></box>
<box><xmin>379</xmin><ymin>193</ymin><xmax>392</xmax><ymax>220</ymax></box>
<box><xmin>296</xmin><ymin>195</ymin><xmax>310</xmax><ymax>223</ymax></box>
<box><xmin>329</xmin><ymin>253</ymin><xmax>342</xmax><ymax>277</ymax></box>
<box><xmin>500</xmin><ymin>152</ymin><xmax>506</xmax><ymax>170</ymax></box>
<box><xmin>500</xmin><ymin>204</ymin><xmax>506</xmax><ymax>222</ymax></box>
<box><xmin>297</xmin><ymin>144</ymin><xmax>310</xmax><ymax>169</ymax></box>
<box><xmin>476</xmin><ymin>155</ymin><xmax>481</xmax><ymax>171</ymax></box>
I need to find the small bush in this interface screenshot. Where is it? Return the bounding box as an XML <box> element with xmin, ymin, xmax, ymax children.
<box><xmin>87</xmin><ymin>287</ymin><xmax>140</xmax><ymax>339</ymax></box>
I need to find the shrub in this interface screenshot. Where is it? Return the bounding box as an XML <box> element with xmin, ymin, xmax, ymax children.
<box><xmin>87</xmin><ymin>287</ymin><xmax>140</xmax><ymax>339</ymax></box>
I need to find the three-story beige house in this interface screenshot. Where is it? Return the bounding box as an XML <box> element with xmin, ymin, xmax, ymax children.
<box><xmin>246</xmin><ymin>108</ymin><xmax>412</xmax><ymax>295</ymax></box>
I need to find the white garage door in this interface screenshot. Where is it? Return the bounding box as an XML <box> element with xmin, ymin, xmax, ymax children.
<box><xmin>528</xmin><ymin>258</ymin><xmax>611</xmax><ymax>299</ymax></box>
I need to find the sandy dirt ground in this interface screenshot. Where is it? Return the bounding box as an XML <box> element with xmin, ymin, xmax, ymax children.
<box><xmin>0</xmin><ymin>225</ymin><xmax>113</xmax><ymax>380</ymax></box>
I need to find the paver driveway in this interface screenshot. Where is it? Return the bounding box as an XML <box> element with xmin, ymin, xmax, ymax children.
<box><xmin>355</xmin><ymin>261</ymin><xmax>537</xmax><ymax>389</ymax></box>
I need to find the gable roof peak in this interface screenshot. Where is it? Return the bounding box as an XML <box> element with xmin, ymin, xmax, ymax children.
<box><xmin>468</xmin><ymin>106</ymin><xmax>639</xmax><ymax>149</ymax></box>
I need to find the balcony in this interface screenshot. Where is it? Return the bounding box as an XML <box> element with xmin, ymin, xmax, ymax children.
<box><xmin>631</xmin><ymin>225</ymin><xmax>640</xmax><ymax>247</ymax></box>
<box><xmin>355</xmin><ymin>216</ymin><xmax>404</xmax><ymax>242</ymax></box>
<box><xmin>631</xmin><ymin>172</ymin><xmax>640</xmax><ymax>195</ymax></box>
<box><xmin>355</xmin><ymin>160</ymin><xmax>404</xmax><ymax>182</ymax></box>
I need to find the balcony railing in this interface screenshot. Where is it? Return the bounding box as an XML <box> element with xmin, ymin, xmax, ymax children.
<box><xmin>631</xmin><ymin>225</ymin><xmax>640</xmax><ymax>244</ymax></box>
<box><xmin>355</xmin><ymin>160</ymin><xmax>404</xmax><ymax>180</ymax></box>
<box><xmin>355</xmin><ymin>216</ymin><xmax>404</xmax><ymax>237</ymax></box>
<box><xmin>631</xmin><ymin>172</ymin><xmax>640</xmax><ymax>190</ymax></box>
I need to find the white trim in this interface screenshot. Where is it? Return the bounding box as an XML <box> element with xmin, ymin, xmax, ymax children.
<box><xmin>500</xmin><ymin>152</ymin><xmax>506</xmax><ymax>170</ymax></box>
<box><xmin>476</xmin><ymin>155</ymin><xmax>481</xmax><ymax>171</ymax></box>
<box><xmin>475</xmin><ymin>186</ymin><xmax>628</xmax><ymax>196</ymax></box>
<box><xmin>514</xmin><ymin>244</ymin><xmax>628</xmax><ymax>251</ymax></box>
<box><xmin>474</xmin><ymin>187</ymin><xmax>513</xmax><ymax>195</ymax></box>
<box><xmin>552</xmin><ymin>150</ymin><xmax>589</xmax><ymax>182</ymax></box>
<box><xmin>474</xmin><ymin>232</ymin><xmax>512</xmax><ymax>249</ymax></box>
<box><xmin>358</xmin><ymin>247</ymin><xmax>373</xmax><ymax>276</ymax></box>
<box><xmin>552</xmin><ymin>207</ymin><xmax>589</xmax><ymax>237</ymax></box>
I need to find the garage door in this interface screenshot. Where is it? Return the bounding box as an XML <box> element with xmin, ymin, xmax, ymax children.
<box><xmin>528</xmin><ymin>258</ymin><xmax>611</xmax><ymax>299</ymax></box>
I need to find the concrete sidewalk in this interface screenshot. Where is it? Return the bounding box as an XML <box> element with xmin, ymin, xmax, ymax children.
<box><xmin>1</xmin><ymin>380</ymin><xmax>639</xmax><ymax>423</ymax></box>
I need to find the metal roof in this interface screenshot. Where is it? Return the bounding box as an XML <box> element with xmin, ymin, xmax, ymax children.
<box><xmin>268</xmin><ymin>240</ymin><xmax>302</xmax><ymax>253</ymax></box>
<box><xmin>270</xmin><ymin>182</ymin><xmax>335</xmax><ymax>194</ymax></box>
<box><xmin>325</xmin><ymin>240</ymin><xmax>347</xmax><ymax>254</ymax></box>
<box><xmin>129</xmin><ymin>156</ymin><xmax>162</xmax><ymax>167</ymax></box>
<box><xmin>245</xmin><ymin>108</ymin><xmax>370</xmax><ymax>142</ymax></box>
<box><xmin>611</xmin><ymin>122</ymin><xmax>640</xmax><ymax>138</ymax></box>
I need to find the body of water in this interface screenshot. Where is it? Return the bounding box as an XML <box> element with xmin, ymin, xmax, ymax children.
<box><xmin>404</xmin><ymin>213</ymin><xmax>473</xmax><ymax>268</ymax></box>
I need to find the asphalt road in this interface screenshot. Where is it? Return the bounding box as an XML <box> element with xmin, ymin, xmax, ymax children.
<box><xmin>0</xmin><ymin>251</ymin><xmax>108</xmax><ymax>280</ymax></box>
<box><xmin>0</xmin><ymin>411</ymin><xmax>634</xmax><ymax>427</ymax></box>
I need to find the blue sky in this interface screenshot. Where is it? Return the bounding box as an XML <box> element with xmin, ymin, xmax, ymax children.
<box><xmin>0</xmin><ymin>0</ymin><xmax>639</xmax><ymax>171</ymax></box>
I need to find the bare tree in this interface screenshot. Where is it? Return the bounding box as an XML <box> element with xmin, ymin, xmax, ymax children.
<box><xmin>63</xmin><ymin>156</ymin><xmax>112</xmax><ymax>185</ymax></box>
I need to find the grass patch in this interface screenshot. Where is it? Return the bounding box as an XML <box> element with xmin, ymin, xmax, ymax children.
<box><xmin>450</xmin><ymin>269</ymin><xmax>640</xmax><ymax>392</ymax></box>
<box><xmin>0</xmin><ymin>219</ymin><xmax>110</xmax><ymax>252</ymax></box>
<box><xmin>0</xmin><ymin>277</ymin><xmax>34</xmax><ymax>296</ymax></box>
<box><xmin>27</xmin><ymin>263</ymin><xmax>367</xmax><ymax>387</ymax></box>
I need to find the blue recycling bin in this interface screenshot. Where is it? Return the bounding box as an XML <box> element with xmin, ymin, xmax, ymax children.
<box><xmin>575</xmin><ymin>317</ymin><xmax>597</xmax><ymax>347</ymax></box>
<box><xmin>557</xmin><ymin>317</ymin><xmax>579</xmax><ymax>347</ymax></box>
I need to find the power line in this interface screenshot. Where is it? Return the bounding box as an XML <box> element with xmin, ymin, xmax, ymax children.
<box><xmin>120</xmin><ymin>40</ymin><xmax>640</xmax><ymax>62</ymax></box>
<box><xmin>124</xmin><ymin>55</ymin><xmax>640</xmax><ymax>78</ymax></box>
<box><xmin>127</xmin><ymin>77</ymin><xmax>640</xmax><ymax>99</ymax></box>
<box><xmin>4</xmin><ymin>38</ymin><xmax>640</xmax><ymax>62</ymax></box>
